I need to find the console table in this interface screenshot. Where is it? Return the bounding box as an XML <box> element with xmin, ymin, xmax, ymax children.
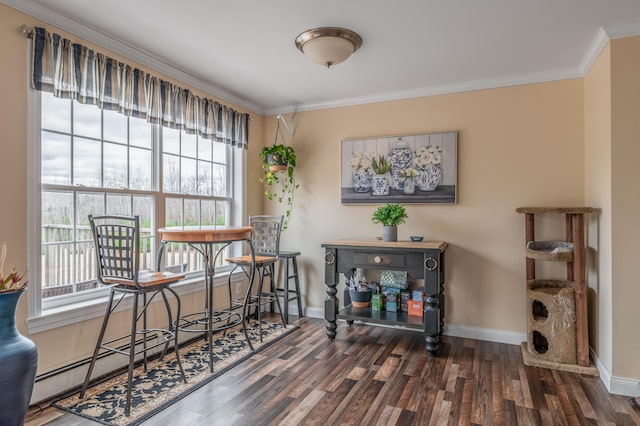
<box><xmin>321</xmin><ymin>239</ymin><xmax>448</xmax><ymax>356</ymax></box>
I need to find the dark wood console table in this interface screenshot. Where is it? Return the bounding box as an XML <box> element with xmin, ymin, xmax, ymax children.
<box><xmin>321</xmin><ymin>239</ymin><xmax>448</xmax><ymax>356</ymax></box>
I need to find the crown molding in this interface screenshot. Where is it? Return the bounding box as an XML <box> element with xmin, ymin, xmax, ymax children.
<box><xmin>0</xmin><ymin>0</ymin><xmax>264</xmax><ymax>115</ymax></box>
<box><xmin>604</xmin><ymin>20</ymin><xmax>640</xmax><ymax>40</ymax></box>
<box><xmin>579</xmin><ymin>27</ymin><xmax>611</xmax><ymax>74</ymax></box>
<box><xmin>579</xmin><ymin>21</ymin><xmax>640</xmax><ymax>75</ymax></box>
<box><xmin>264</xmin><ymin>67</ymin><xmax>583</xmax><ymax>115</ymax></box>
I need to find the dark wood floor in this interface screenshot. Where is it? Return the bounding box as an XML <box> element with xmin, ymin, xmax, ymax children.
<box><xmin>27</xmin><ymin>315</ymin><xmax>640</xmax><ymax>425</ymax></box>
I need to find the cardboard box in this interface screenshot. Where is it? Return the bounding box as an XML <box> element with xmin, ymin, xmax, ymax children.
<box><xmin>412</xmin><ymin>290</ymin><xmax>424</xmax><ymax>301</ymax></box>
<box><xmin>408</xmin><ymin>300</ymin><xmax>424</xmax><ymax>317</ymax></box>
<box><xmin>400</xmin><ymin>291</ymin><xmax>410</xmax><ymax>312</ymax></box>
<box><xmin>371</xmin><ymin>293</ymin><xmax>383</xmax><ymax>311</ymax></box>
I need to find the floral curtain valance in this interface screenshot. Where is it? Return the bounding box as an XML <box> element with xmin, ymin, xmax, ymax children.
<box><xmin>30</xmin><ymin>27</ymin><xmax>249</xmax><ymax>149</ymax></box>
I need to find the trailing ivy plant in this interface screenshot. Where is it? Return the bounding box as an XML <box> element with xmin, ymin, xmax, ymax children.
<box><xmin>259</xmin><ymin>136</ymin><xmax>299</xmax><ymax>230</ymax></box>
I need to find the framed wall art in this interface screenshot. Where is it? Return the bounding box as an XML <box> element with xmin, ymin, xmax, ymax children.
<box><xmin>341</xmin><ymin>131</ymin><xmax>457</xmax><ymax>204</ymax></box>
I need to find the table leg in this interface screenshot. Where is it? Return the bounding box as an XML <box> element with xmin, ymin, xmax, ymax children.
<box><xmin>325</xmin><ymin>283</ymin><xmax>338</xmax><ymax>340</ymax></box>
<box><xmin>156</xmin><ymin>241</ymin><xmax>167</xmax><ymax>271</ymax></box>
<box><xmin>205</xmin><ymin>244</ymin><xmax>215</xmax><ymax>373</ymax></box>
<box><xmin>283</xmin><ymin>257</ymin><xmax>290</xmax><ymax>324</ymax></box>
<box><xmin>324</xmin><ymin>249</ymin><xmax>338</xmax><ymax>340</ymax></box>
<box><xmin>424</xmin><ymin>293</ymin><xmax>441</xmax><ymax>356</ymax></box>
<box><xmin>424</xmin><ymin>253</ymin><xmax>442</xmax><ymax>356</ymax></box>
<box><xmin>239</xmin><ymin>239</ymin><xmax>256</xmax><ymax>351</ymax></box>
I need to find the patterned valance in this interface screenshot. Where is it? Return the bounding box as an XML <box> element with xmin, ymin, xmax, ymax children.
<box><xmin>30</xmin><ymin>27</ymin><xmax>249</xmax><ymax>148</ymax></box>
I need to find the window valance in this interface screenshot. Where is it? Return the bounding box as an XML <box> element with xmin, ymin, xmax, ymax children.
<box><xmin>30</xmin><ymin>27</ymin><xmax>249</xmax><ymax>148</ymax></box>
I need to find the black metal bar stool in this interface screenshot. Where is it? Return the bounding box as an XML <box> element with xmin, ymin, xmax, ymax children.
<box><xmin>274</xmin><ymin>251</ymin><xmax>303</xmax><ymax>323</ymax></box>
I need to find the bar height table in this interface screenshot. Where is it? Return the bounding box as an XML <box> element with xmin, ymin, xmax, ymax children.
<box><xmin>157</xmin><ymin>225</ymin><xmax>254</xmax><ymax>372</ymax></box>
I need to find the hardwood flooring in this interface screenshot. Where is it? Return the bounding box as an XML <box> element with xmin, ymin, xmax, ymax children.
<box><xmin>26</xmin><ymin>316</ymin><xmax>640</xmax><ymax>425</ymax></box>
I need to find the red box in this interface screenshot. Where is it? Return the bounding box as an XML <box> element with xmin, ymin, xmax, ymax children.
<box><xmin>408</xmin><ymin>300</ymin><xmax>423</xmax><ymax>317</ymax></box>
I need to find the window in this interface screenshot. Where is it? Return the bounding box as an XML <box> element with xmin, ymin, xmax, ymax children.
<box><xmin>30</xmin><ymin>91</ymin><xmax>240</xmax><ymax>320</ymax></box>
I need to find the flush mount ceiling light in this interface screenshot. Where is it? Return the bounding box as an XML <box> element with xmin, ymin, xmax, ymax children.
<box><xmin>295</xmin><ymin>27</ymin><xmax>362</xmax><ymax>68</ymax></box>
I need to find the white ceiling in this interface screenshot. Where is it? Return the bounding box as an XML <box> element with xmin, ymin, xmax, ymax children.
<box><xmin>6</xmin><ymin>0</ymin><xmax>640</xmax><ymax>115</ymax></box>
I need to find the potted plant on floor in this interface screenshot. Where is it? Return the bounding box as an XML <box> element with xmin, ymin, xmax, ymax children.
<box><xmin>259</xmin><ymin>121</ymin><xmax>299</xmax><ymax>230</ymax></box>
<box><xmin>0</xmin><ymin>242</ymin><xmax>37</xmax><ymax>426</ymax></box>
<box><xmin>371</xmin><ymin>203</ymin><xmax>408</xmax><ymax>242</ymax></box>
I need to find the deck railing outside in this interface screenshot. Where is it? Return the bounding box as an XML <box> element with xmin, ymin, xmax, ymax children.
<box><xmin>41</xmin><ymin>225</ymin><xmax>224</xmax><ymax>299</ymax></box>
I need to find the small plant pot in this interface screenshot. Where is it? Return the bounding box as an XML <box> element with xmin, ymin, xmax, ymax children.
<box><xmin>349</xmin><ymin>289</ymin><xmax>373</xmax><ymax>308</ymax></box>
<box><xmin>267</xmin><ymin>153</ymin><xmax>288</xmax><ymax>172</ymax></box>
<box><xmin>382</xmin><ymin>226</ymin><xmax>397</xmax><ymax>242</ymax></box>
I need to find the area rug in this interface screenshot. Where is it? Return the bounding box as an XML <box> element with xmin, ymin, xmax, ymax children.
<box><xmin>52</xmin><ymin>320</ymin><xmax>298</xmax><ymax>426</ymax></box>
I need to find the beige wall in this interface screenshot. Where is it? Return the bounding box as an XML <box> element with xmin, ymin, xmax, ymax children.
<box><xmin>4</xmin><ymin>1</ymin><xmax>640</xmax><ymax>401</ymax></box>
<box><xmin>0</xmin><ymin>4</ymin><xmax>263</xmax><ymax>375</ymax></box>
<box><xmin>610</xmin><ymin>36</ymin><xmax>640</xmax><ymax>379</ymax></box>
<box><xmin>267</xmin><ymin>80</ymin><xmax>585</xmax><ymax>335</ymax></box>
<box><xmin>585</xmin><ymin>43</ymin><xmax>613</xmax><ymax>373</ymax></box>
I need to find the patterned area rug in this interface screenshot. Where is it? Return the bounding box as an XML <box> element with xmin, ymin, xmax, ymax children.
<box><xmin>53</xmin><ymin>320</ymin><xmax>297</xmax><ymax>426</ymax></box>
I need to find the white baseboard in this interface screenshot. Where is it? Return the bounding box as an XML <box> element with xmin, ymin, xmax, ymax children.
<box><xmin>592</xmin><ymin>350</ymin><xmax>640</xmax><ymax>397</ymax></box>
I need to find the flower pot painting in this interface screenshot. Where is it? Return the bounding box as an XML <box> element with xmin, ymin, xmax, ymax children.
<box><xmin>404</xmin><ymin>176</ymin><xmax>416</xmax><ymax>194</ymax></box>
<box><xmin>388</xmin><ymin>139</ymin><xmax>413</xmax><ymax>191</ymax></box>
<box><xmin>416</xmin><ymin>164</ymin><xmax>442</xmax><ymax>191</ymax></box>
<box><xmin>371</xmin><ymin>173</ymin><xmax>390</xmax><ymax>196</ymax></box>
<box><xmin>341</xmin><ymin>131</ymin><xmax>457</xmax><ymax>204</ymax></box>
<box><xmin>351</xmin><ymin>169</ymin><xmax>373</xmax><ymax>192</ymax></box>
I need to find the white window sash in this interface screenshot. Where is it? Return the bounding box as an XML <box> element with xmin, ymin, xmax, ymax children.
<box><xmin>27</xmin><ymin>87</ymin><xmax>245</xmax><ymax>333</ymax></box>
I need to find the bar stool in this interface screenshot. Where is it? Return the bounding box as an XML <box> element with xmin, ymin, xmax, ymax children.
<box><xmin>226</xmin><ymin>215</ymin><xmax>286</xmax><ymax>346</ymax></box>
<box><xmin>274</xmin><ymin>251</ymin><xmax>303</xmax><ymax>323</ymax></box>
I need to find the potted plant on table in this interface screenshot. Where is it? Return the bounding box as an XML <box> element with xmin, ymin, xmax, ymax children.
<box><xmin>371</xmin><ymin>203</ymin><xmax>408</xmax><ymax>242</ymax></box>
<box><xmin>259</xmin><ymin>124</ymin><xmax>299</xmax><ymax>230</ymax></box>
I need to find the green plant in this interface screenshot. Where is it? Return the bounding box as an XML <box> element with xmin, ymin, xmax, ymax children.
<box><xmin>0</xmin><ymin>242</ymin><xmax>28</xmax><ymax>292</ymax></box>
<box><xmin>259</xmin><ymin>143</ymin><xmax>299</xmax><ymax>230</ymax></box>
<box><xmin>371</xmin><ymin>155</ymin><xmax>391</xmax><ymax>174</ymax></box>
<box><xmin>260</xmin><ymin>144</ymin><xmax>297</xmax><ymax>171</ymax></box>
<box><xmin>371</xmin><ymin>203</ymin><xmax>408</xmax><ymax>227</ymax></box>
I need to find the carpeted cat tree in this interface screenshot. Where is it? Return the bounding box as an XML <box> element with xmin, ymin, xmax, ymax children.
<box><xmin>516</xmin><ymin>207</ymin><xmax>598</xmax><ymax>376</ymax></box>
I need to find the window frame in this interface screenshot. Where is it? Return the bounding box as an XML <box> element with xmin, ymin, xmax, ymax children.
<box><xmin>27</xmin><ymin>88</ymin><xmax>246</xmax><ymax>334</ymax></box>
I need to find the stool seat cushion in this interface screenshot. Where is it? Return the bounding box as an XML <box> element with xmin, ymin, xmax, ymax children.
<box><xmin>227</xmin><ymin>255</ymin><xmax>277</xmax><ymax>266</ymax></box>
<box><xmin>103</xmin><ymin>270</ymin><xmax>185</xmax><ymax>288</ymax></box>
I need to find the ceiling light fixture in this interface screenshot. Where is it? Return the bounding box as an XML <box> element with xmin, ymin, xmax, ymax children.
<box><xmin>295</xmin><ymin>27</ymin><xmax>362</xmax><ymax>68</ymax></box>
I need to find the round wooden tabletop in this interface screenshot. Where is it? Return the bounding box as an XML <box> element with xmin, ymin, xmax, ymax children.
<box><xmin>157</xmin><ymin>225</ymin><xmax>253</xmax><ymax>243</ymax></box>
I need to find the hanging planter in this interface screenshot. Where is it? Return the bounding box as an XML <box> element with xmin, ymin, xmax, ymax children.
<box><xmin>266</xmin><ymin>152</ymin><xmax>288</xmax><ymax>172</ymax></box>
<box><xmin>259</xmin><ymin>120</ymin><xmax>299</xmax><ymax>230</ymax></box>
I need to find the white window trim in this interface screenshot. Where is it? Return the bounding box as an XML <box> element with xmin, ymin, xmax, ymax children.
<box><xmin>26</xmin><ymin>86</ymin><xmax>247</xmax><ymax>333</ymax></box>
<box><xmin>27</xmin><ymin>78</ymin><xmax>42</xmax><ymax>321</ymax></box>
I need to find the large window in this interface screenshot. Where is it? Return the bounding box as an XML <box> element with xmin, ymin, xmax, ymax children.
<box><xmin>33</xmin><ymin>92</ymin><xmax>238</xmax><ymax>310</ymax></box>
